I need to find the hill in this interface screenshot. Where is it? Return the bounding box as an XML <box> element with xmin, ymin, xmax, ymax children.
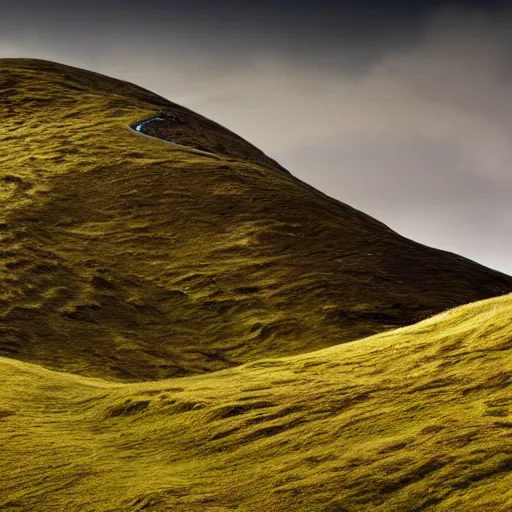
<box><xmin>1</xmin><ymin>293</ymin><xmax>511</xmax><ymax>511</ymax></box>
<box><xmin>1</xmin><ymin>58</ymin><xmax>511</xmax><ymax>381</ymax></box>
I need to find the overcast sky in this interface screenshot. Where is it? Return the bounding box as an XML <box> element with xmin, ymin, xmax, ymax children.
<box><xmin>1</xmin><ymin>0</ymin><xmax>511</xmax><ymax>275</ymax></box>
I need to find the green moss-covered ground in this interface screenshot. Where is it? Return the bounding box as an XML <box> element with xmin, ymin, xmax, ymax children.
<box><xmin>2</xmin><ymin>293</ymin><xmax>512</xmax><ymax>511</ymax></box>
<box><xmin>1</xmin><ymin>58</ymin><xmax>511</xmax><ymax>381</ymax></box>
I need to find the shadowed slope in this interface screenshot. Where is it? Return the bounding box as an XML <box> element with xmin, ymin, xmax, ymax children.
<box><xmin>1</xmin><ymin>58</ymin><xmax>511</xmax><ymax>381</ymax></box>
<box><xmin>2</xmin><ymin>293</ymin><xmax>512</xmax><ymax>511</ymax></box>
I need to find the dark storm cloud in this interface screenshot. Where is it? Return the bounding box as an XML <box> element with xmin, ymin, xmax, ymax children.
<box><xmin>1</xmin><ymin>0</ymin><xmax>511</xmax><ymax>274</ymax></box>
<box><xmin>1</xmin><ymin>1</ymin><xmax>507</xmax><ymax>72</ymax></box>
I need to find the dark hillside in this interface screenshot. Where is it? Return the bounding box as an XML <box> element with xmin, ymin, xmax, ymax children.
<box><xmin>1</xmin><ymin>58</ymin><xmax>511</xmax><ymax>380</ymax></box>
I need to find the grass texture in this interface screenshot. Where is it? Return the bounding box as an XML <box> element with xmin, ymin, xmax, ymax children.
<box><xmin>1</xmin><ymin>293</ymin><xmax>512</xmax><ymax>511</ymax></box>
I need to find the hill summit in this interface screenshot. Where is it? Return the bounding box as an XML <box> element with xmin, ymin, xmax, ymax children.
<box><xmin>1</xmin><ymin>58</ymin><xmax>511</xmax><ymax>381</ymax></box>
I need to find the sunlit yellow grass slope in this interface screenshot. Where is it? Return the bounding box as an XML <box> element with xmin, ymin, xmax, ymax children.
<box><xmin>2</xmin><ymin>293</ymin><xmax>512</xmax><ymax>511</ymax></box>
<box><xmin>1</xmin><ymin>58</ymin><xmax>511</xmax><ymax>381</ymax></box>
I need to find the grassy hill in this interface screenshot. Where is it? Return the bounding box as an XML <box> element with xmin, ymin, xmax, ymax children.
<box><xmin>1</xmin><ymin>292</ymin><xmax>512</xmax><ymax>511</ymax></box>
<box><xmin>2</xmin><ymin>58</ymin><xmax>512</xmax><ymax>512</ymax></box>
<box><xmin>1</xmin><ymin>58</ymin><xmax>512</xmax><ymax>382</ymax></box>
